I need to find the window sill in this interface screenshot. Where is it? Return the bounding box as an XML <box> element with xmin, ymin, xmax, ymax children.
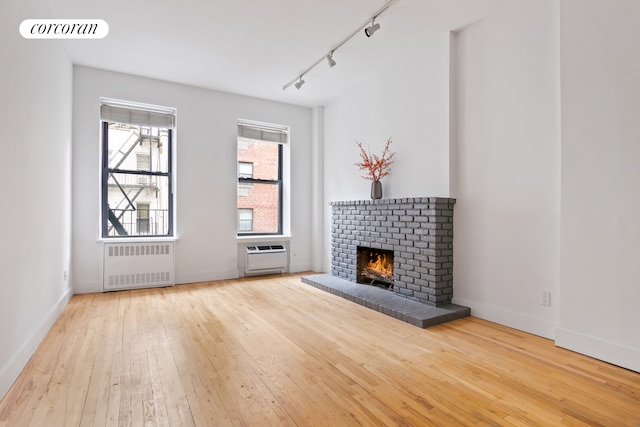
<box><xmin>99</xmin><ymin>236</ymin><xmax>178</xmax><ymax>243</ymax></box>
<box><xmin>237</xmin><ymin>235</ymin><xmax>291</xmax><ymax>243</ymax></box>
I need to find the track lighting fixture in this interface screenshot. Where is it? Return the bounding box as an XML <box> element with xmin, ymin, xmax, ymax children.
<box><xmin>364</xmin><ymin>19</ymin><xmax>380</xmax><ymax>37</ymax></box>
<box><xmin>326</xmin><ymin>52</ymin><xmax>337</xmax><ymax>68</ymax></box>
<box><xmin>282</xmin><ymin>0</ymin><xmax>398</xmax><ymax>91</ymax></box>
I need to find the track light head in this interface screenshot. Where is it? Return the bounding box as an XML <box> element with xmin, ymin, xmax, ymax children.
<box><xmin>326</xmin><ymin>52</ymin><xmax>337</xmax><ymax>68</ymax></box>
<box><xmin>364</xmin><ymin>19</ymin><xmax>380</xmax><ymax>37</ymax></box>
<box><xmin>294</xmin><ymin>77</ymin><xmax>305</xmax><ymax>89</ymax></box>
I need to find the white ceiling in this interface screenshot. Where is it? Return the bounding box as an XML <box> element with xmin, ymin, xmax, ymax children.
<box><xmin>49</xmin><ymin>0</ymin><xmax>505</xmax><ymax>107</ymax></box>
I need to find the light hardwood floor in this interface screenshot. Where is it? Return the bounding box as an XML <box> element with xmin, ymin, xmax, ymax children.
<box><xmin>1</xmin><ymin>274</ymin><xmax>639</xmax><ymax>426</ymax></box>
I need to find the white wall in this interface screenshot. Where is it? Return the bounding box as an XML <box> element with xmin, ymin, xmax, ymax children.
<box><xmin>310</xmin><ymin>107</ymin><xmax>325</xmax><ymax>272</ymax></box>
<box><xmin>452</xmin><ymin>0</ymin><xmax>560</xmax><ymax>339</ymax></box>
<box><xmin>0</xmin><ymin>0</ymin><xmax>73</xmax><ymax>399</ymax></box>
<box><xmin>324</xmin><ymin>32</ymin><xmax>452</xmax><ymax>203</ymax></box>
<box><xmin>323</xmin><ymin>0</ymin><xmax>640</xmax><ymax>372</ymax></box>
<box><xmin>322</xmin><ymin>32</ymin><xmax>452</xmax><ymax>270</ymax></box>
<box><xmin>323</xmin><ymin>2</ymin><xmax>563</xmax><ymax>339</ymax></box>
<box><xmin>557</xmin><ymin>0</ymin><xmax>640</xmax><ymax>371</ymax></box>
<box><xmin>73</xmin><ymin>67</ymin><xmax>313</xmax><ymax>292</ymax></box>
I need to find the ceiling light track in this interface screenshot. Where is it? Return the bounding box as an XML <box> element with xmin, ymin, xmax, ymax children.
<box><xmin>282</xmin><ymin>0</ymin><xmax>398</xmax><ymax>91</ymax></box>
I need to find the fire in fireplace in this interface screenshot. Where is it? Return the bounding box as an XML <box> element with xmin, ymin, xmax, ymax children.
<box><xmin>356</xmin><ymin>246</ymin><xmax>394</xmax><ymax>289</ymax></box>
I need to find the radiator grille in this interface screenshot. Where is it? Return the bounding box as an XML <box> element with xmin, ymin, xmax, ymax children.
<box><xmin>107</xmin><ymin>271</ymin><xmax>172</xmax><ymax>287</ymax></box>
<box><xmin>103</xmin><ymin>242</ymin><xmax>175</xmax><ymax>291</ymax></box>
<box><xmin>107</xmin><ymin>244</ymin><xmax>171</xmax><ymax>257</ymax></box>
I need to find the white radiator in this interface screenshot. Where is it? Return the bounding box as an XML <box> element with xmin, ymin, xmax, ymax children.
<box><xmin>103</xmin><ymin>241</ymin><xmax>175</xmax><ymax>291</ymax></box>
<box><xmin>246</xmin><ymin>245</ymin><xmax>287</xmax><ymax>275</ymax></box>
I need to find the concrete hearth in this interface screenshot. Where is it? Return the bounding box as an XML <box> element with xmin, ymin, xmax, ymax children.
<box><xmin>302</xmin><ymin>274</ymin><xmax>470</xmax><ymax>328</ymax></box>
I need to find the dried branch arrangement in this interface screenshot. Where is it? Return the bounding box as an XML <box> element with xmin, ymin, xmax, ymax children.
<box><xmin>354</xmin><ymin>138</ymin><xmax>395</xmax><ymax>181</ymax></box>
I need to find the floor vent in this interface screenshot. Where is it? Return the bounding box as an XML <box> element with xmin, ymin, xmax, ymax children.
<box><xmin>103</xmin><ymin>242</ymin><xmax>175</xmax><ymax>291</ymax></box>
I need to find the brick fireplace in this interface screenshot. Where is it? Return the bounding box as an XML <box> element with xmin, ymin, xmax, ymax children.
<box><xmin>331</xmin><ymin>197</ymin><xmax>455</xmax><ymax>307</ymax></box>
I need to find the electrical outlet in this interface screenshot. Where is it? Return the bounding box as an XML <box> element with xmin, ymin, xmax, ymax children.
<box><xmin>541</xmin><ymin>292</ymin><xmax>551</xmax><ymax>306</ymax></box>
<box><xmin>63</xmin><ymin>270</ymin><xmax>68</xmax><ymax>281</ymax></box>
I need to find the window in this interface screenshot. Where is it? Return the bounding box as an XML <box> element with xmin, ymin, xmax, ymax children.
<box><xmin>137</xmin><ymin>154</ymin><xmax>150</xmax><ymax>184</ymax></box>
<box><xmin>101</xmin><ymin>100</ymin><xmax>175</xmax><ymax>237</ymax></box>
<box><xmin>237</xmin><ymin>162</ymin><xmax>253</xmax><ymax>197</ymax></box>
<box><xmin>237</xmin><ymin>120</ymin><xmax>288</xmax><ymax>235</ymax></box>
<box><xmin>238</xmin><ymin>208</ymin><xmax>253</xmax><ymax>232</ymax></box>
<box><xmin>136</xmin><ymin>203</ymin><xmax>150</xmax><ymax>234</ymax></box>
<box><xmin>238</xmin><ymin>162</ymin><xmax>253</xmax><ymax>179</ymax></box>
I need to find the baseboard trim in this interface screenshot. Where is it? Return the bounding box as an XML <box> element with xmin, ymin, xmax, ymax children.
<box><xmin>452</xmin><ymin>297</ymin><xmax>556</xmax><ymax>339</ymax></box>
<box><xmin>0</xmin><ymin>287</ymin><xmax>73</xmax><ymax>400</ymax></box>
<box><xmin>176</xmin><ymin>269</ymin><xmax>240</xmax><ymax>285</ymax></box>
<box><xmin>555</xmin><ymin>328</ymin><xmax>640</xmax><ymax>373</ymax></box>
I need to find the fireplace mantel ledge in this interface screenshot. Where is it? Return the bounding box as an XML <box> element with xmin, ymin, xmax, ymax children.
<box><xmin>330</xmin><ymin>197</ymin><xmax>455</xmax><ymax>206</ymax></box>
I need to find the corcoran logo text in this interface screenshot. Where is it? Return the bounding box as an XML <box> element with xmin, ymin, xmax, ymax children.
<box><xmin>20</xmin><ymin>19</ymin><xmax>109</xmax><ymax>39</ymax></box>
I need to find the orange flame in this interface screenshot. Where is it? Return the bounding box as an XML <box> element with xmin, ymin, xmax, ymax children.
<box><xmin>367</xmin><ymin>253</ymin><xmax>393</xmax><ymax>279</ymax></box>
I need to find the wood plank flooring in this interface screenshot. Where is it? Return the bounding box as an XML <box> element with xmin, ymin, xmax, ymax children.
<box><xmin>1</xmin><ymin>273</ymin><xmax>639</xmax><ymax>426</ymax></box>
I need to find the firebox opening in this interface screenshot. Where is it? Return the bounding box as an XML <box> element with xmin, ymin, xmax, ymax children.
<box><xmin>356</xmin><ymin>246</ymin><xmax>394</xmax><ymax>289</ymax></box>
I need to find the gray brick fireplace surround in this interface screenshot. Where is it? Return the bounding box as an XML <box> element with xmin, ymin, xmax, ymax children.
<box><xmin>302</xmin><ymin>196</ymin><xmax>469</xmax><ymax>327</ymax></box>
<box><xmin>331</xmin><ymin>197</ymin><xmax>455</xmax><ymax>306</ymax></box>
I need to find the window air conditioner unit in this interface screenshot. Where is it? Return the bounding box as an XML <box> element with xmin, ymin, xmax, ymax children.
<box><xmin>245</xmin><ymin>245</ymin><xmax>287</xmax><ymax>275</ymax></box>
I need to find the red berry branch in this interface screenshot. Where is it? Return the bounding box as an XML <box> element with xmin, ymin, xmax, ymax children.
<box><xmin>354</xmin><ymin>138</ymin><xmax>395</xmax><ymax>182</ymax></box>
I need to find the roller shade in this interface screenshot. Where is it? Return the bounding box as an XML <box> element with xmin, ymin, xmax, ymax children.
<box><xmin>238</xmin><ymin>121</ymin><xmax>288</xmax><ymax>143</ymax></box>
<box><xmin>100</xmin><ymin>103</ymin><xmax>175</xmax><ymax>128</ymax></box>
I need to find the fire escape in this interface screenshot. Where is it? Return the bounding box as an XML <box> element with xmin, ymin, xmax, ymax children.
<box><xmin>107</xmin><ymin>126</ymin><xmax>160</xmax><ymax>235</ymax></box>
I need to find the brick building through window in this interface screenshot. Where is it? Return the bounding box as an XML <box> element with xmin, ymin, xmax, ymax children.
<box><xmin>237</xmin><ymin>120</ymin><xmax>287</xmax><ymax>235</ymax></box>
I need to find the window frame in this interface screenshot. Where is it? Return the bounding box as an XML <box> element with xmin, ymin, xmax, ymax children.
<box><xmin>237</xmin><ymin>142</ymin><xmax>283</xmax><ymax>236</ymax></box>
<box><xmin>101</xmin><ymin>120</ymin><xmax>174</xmax><ymax>238</ymax></box>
